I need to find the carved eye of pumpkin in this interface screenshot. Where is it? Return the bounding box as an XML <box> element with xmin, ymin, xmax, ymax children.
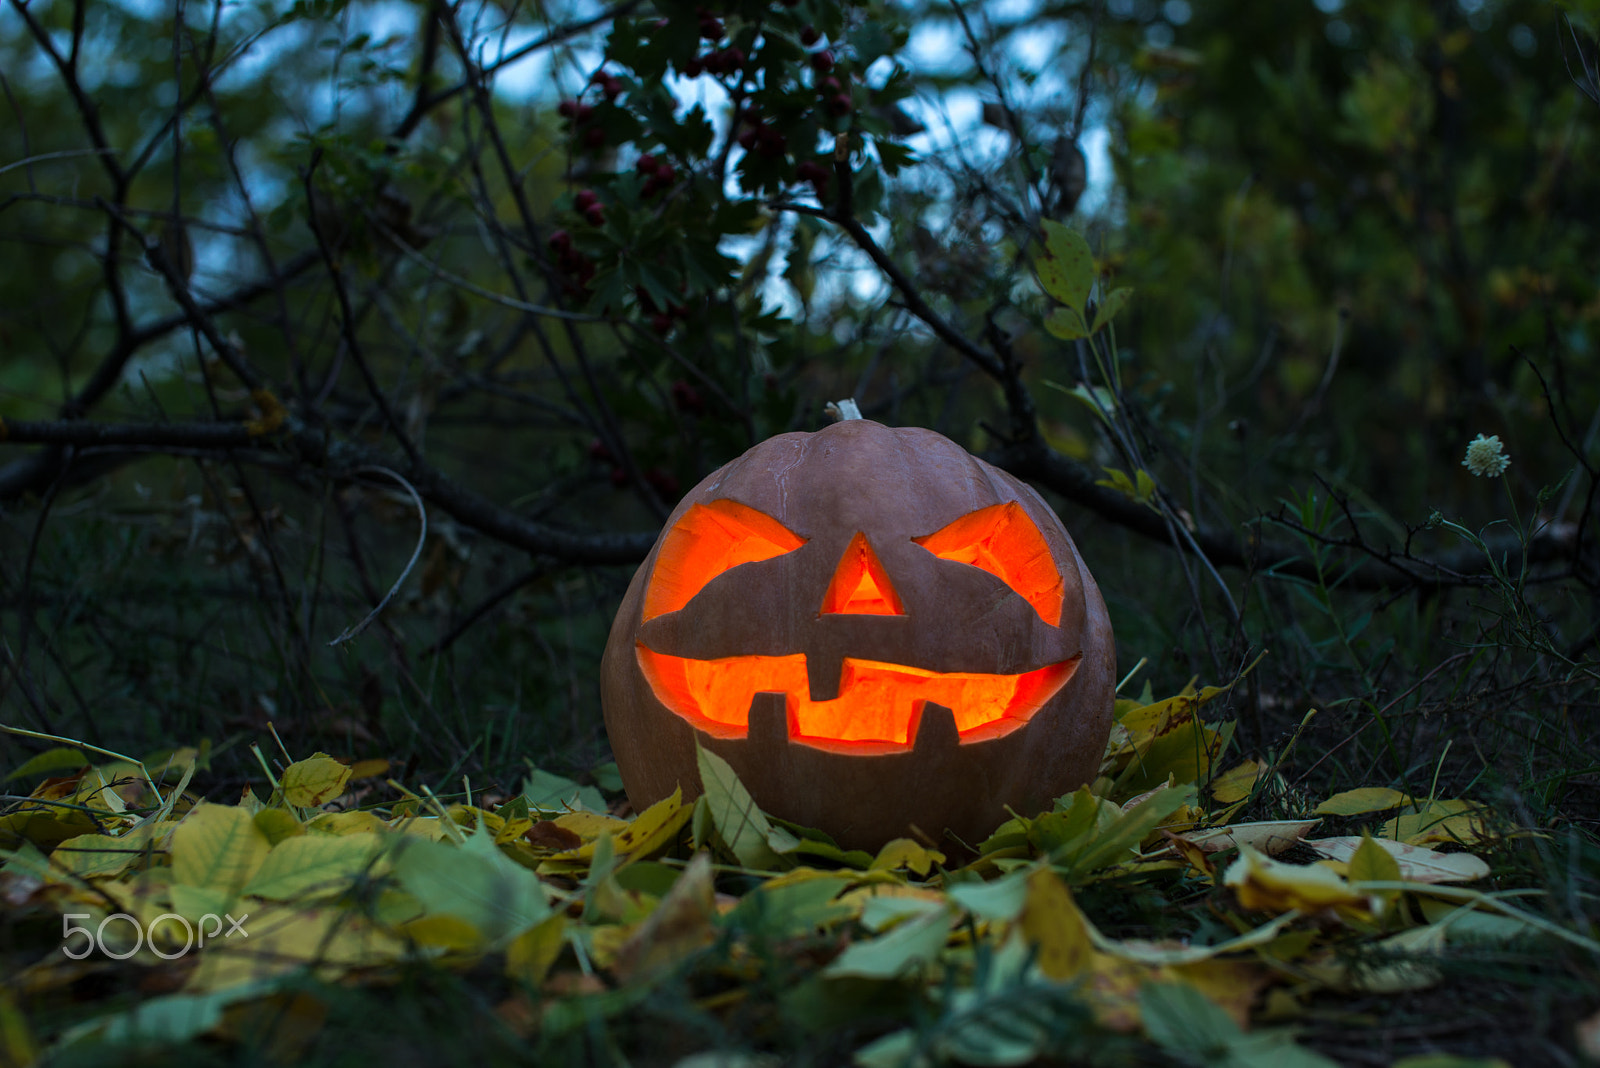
<box><xmin>642</xmin><ymin>499</ymin><xmax>806</xmax><ymax>622</ymax></box>
<box><xmin>912</xmin><ymin>501</ymin><xmax>1065</xmax><ymax>626</ymax></box>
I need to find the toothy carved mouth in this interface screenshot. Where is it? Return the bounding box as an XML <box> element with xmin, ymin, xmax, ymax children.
<box><xmin>636</xmin><ymin>646</ymin><xmax>1079</xmax><ymax>749</ymax></box>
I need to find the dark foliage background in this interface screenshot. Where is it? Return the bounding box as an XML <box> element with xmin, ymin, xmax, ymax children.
<box><xmin>1</xmin><ymin>0</ymin><xmax>1596</xmax><ymax>867</ymax></box>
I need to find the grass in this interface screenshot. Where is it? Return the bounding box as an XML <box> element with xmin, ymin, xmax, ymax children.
<box><xmin>1</xmin><ymin>449</ymin><xmax>1597</xmax><ymax>1068</ymax></box>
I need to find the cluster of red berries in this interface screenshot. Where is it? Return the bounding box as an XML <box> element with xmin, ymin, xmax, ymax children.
<box><xmin>548</xmin><ymin>229</ymin><xmax>594</xmax><ymax>289</ymax></box>
<box><xmin>557</xmin><ymin>99</ymin><xmax>607</xmax><ymax>149</ymax></box>
<box><xmin>795</xmin><ymin>159</ymin><xmax>831</xmax><ymax>195</ymax></box>
<box><xmin>556</xmin><ymin>71</ymin><xmax>624</xmax><ymax>150</ymax></box>
<box><xmin>737</xmin><ymin>117</ymin><xmax>789</xmax><ymax>157</ymax></box>
<box><xmin>634</xmin><ymin>153</ymin><xmax>678</xmax><ymax>199</ymax></box>
<box><xmin>670</xmin><ymin>379</ymin><xmax>705</xmax><ymax>416</ymax></box>
<box><xmin>572</xmin><ymin>188</ymin><xmax>606</xmax><ymax>227</ymax></box>
<box><xmin>589</xmin><ymin>438</ymin><xmax>682</xmax><ymax>497</ymax></box>
<box><xmin>683</xmin><ymin>46</ymin><xmax>745</xmax><ymax>77</ymax></box>
<box><xmin>816</xmin><ymin>74</ymin><xmax>852</xmax><ymax>117</ymax></box>
<box><xmin>636</xmin><ymin>287</ymin><xmax>690</xmax><ymax>335</ymax></box>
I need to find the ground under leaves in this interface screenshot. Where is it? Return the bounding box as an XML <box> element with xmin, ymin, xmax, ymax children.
<box><xmin>2</xmin><ymin>682</ymin><xmax>1597</xmax><ymax>1067</ymax></box>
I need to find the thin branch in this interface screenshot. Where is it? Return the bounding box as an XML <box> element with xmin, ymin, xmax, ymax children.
<box><xmin>329</xmin><ymin>467</ymin><xmax>427</xmax><ymax>647</ymax></box>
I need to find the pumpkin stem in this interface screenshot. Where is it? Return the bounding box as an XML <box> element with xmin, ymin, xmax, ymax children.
<box><xmin>825</xmin><ymin>398</ymin><xmax>863</xmax><ymax>421</ymax></box>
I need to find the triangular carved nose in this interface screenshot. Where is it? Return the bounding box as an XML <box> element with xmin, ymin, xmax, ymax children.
<box><xmin>819</xmin><ymin>533</ymin><xmax>905</xmax><ymax>616</ymax></box>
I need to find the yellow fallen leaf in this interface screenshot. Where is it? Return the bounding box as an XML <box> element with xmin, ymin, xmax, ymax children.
<box><xmin>1224</xmin><ymin>845</ymin><xmax>1373</xmax><ymax>916</ymax></box>
<box><xmin>1018</xmin><ymin>868</ymin><xmax>1094</xmax><ymax>980</ymax></box>
<box><xmin>1208</xmin><ymin>759</ymin><xmax>1267</xmax><ymax>804</ymax></box>
<box><xmin>1305</xmin><ymin>837</ymin><xmax>1489</xmax><ymax>884</ymax></box>
<box><xmin>870</xmin><ymin>838</ymin><xmax>946</xmax><ymax>876</ymax></box>
<box><xmin>397</xmin><ymin>913</ymin><xmax>483</xmax><ymax>950</ymax></box>
<box><xmin>1380</xmin><ymin>799</ymin><xmax>1493</xmax><ymax>846</ymax></box>
<box><xmin>1314</xmin><ymin>787</ymin><xmax>1411</xmax><ymax>816</ymax></box>
<box><xmin>280</xmin><ymin>754</ymin><xmax>352</xmax><ymax>808</ymax></box>
<box><xmin>171</xmin><ymin>803</ymin><xmax>272</xmax><ymax>895</ymax></box>
<box><xmin>506</xmin><ymin>913</ymin><xmax>567</xmax><ymax>987</ymax></box>
<box><xmin>611</xmin><ymin>851</ymin><xmax>717</xmax><ymax>981</ymax></box>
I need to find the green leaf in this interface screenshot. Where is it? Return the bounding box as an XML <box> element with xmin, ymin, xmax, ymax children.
<box><xmin>1091</xmin><ymin>287</ymin><xmax>1134</xmax><ymax>332</ymax></box>
<box><xmin>1055</xmin><ymin>786</ymin><xmax>1196</xmax><ymax>881</ymax></box>
<box><xmin>695</xmin><ymin>745</ymin><xmax>784</xmax><ymax>870</ymax></box>
<box><xmin>1043</xmin><ymin>306</ymin><xmax>1088</xmax><ymax>340</ymax></box>
<box><xmin>823</xmin><ymin>905</ymin><xmax>954</xmax><ymax>979</ymax></box>
<box><xmin>4</xmin><ymin>747</ymin><xmax>88</xmax><ymax>781</ymax></box>
<box><xmin>524</xmin><ymin>767</ymin><xmax>606</xmax><ymax>814</ymax></box>
<box><xmin>392</xmin><ymin>828</ymin><xmax>550</xmax><ymax>948</ymax></box>
<box><xmin>1140</xmin><ymin>982</ymin><xmax>1341</xmax><ymax>1067</ymax></box>
<box><xmin>243</xmin><ymin>831</ymin><xmax>391</xmax><ymax>900</ymax></box>
<box><xmin>1035</xmin><ymin>220</ymin><xmax>1094</xmax><ymax>312</ymax></box>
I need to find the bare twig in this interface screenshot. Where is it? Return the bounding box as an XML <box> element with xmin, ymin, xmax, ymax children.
<box><xmin>329</xmin><ymin>467</ymin><xmax>428</xmax><ymax>647</ymax></box>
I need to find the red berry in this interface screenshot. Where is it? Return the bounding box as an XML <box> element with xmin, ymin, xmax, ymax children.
<box><xmin>577</xmin><ymin>103</ymin><xmax>595</xmax><ymax>122</ymax></box>
<box><xmin>610</xmin><ymin>466</ymin><xmax>628</xmax><ymax>487</ymax></box>
<box><xmin>584</xmin><ymin>126</ymin><xmax>607</xmax><ymax>148</ymax></box>
<box><xmin>589</xmin><ymin>438</ymin><xmax>613</xmax><ymax>462</ymax></box>
<box><xmin>636</xmin><ymin>152</ymin><xmax>659</xmax><ymax>174</ymax></box>
<box><xmin>671</xmin><ymin>380</ymin><xmax>705</xmax><ymax>415</ymax></box>
<box><xmin>654</xmin><ymin>163</ymin><xmax>675</xmax><ymax>184</ymax></box>
<box><xmin>699</xmin><ymin>16</ymin><xmax>723</xmax><ymax>39</ymax></box>
<box><xmin>584</xmin><ymin>205</ymin><xmax>606</xmax><ymax>227</ymax></box>
<box><xmin>800</xmin><ymin>25</ymin><xmax>820</xmax><ymax>46</ymax></box>
<box><xmin>549</xmin><ymin>229</ymin><xmax>571</xmax><ymax>251</ymax></box>
<box><xmin>827</xmin><ymin>93</ymin><xmax>852</xmax><ymax>116</ymax></box>
<box><xmin>684</xmin><ymin>56</ymin><xmax>703</xmax><ymax>77</ymax></box>
<box><xmin>558</xmin><ymin>99</ymin><xmax>578</xmax><ymax>118</ymax></box>
<box><xmin>812</xmin><ymin>49</ymin><xmax>834</xmax><ymax>72</ymax></box>
<box><xmin>575</xmin><ymin>188</ymin><xmax>598</xmax><ymax>208</ymax></box>
<box><xmin>723</xmin><ymin>47</ymin><xmax>745</xmax><ymax>70</ymax></box>
<box><xmin>651</xmin><ymin>312</ymin><xmax>674</xmax><ymax>335</ymax></box>
<box><xmin>819</xmin><ymin>76</ymin><xmax>841</xmax><ymax>95</ymax></box>
<box><xmin>645</xmin><ymin>466</ymin><xmax>680</xmax><ymax>497</ymax></box>
<box><xmin>669</xmin><ymin>302</ymin><xmax>687</xmax><ymax>319</ymax></box>
<box><xmin>738</xmin><ymin>127</ymin><xmax>758</xmax><ymax>150</ymax></box>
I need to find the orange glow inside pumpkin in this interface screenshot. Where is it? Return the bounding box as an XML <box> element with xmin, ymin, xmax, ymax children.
<box><xmin>643</xmin><ymin>499</ymin><xmax>806</xmax><ymax>622</ymax></box>
<box><xmin>819</xmin><ymin>533</ymin><xmax>904</xmax><ymax>616</ymax></box>
<box><xmin>913</xmin><ymin>502</ymin><xmax>1065</xmax><ymax>626</ymax></box>
<box><xmin>637</xmin><ymin>645</ymin><xmax>1077</xmax><ymax>746</ymax></box>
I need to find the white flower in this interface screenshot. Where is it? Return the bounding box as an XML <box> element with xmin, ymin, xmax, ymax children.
<box><xmin>1462</xmin><ymin>434</ymin><xmax>1511</xmax><ymax>477</ymax></box>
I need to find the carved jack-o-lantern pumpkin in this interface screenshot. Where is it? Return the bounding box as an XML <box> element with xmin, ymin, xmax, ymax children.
<box><xmin>600</xmin><ymin>417</ymin><xmax>1115</xmax><ymax>851</ymax></box>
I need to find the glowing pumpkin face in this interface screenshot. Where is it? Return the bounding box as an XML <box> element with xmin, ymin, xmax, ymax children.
<box><xmin>601</xmin><ymin>419</ymin><xmax>1115</xmax><ymax>851</ymax></box>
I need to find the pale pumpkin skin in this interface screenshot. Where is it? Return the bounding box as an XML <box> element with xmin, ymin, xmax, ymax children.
<box><xmin>600</xmin><ymin>418</ymin><xmax>1115</xmax><ymax>852</ymax></box>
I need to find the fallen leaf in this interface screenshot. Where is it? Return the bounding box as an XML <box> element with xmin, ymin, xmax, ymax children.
<box><xmin>1209</xmin><ymin>759</ymin><xmax>1267</xmax><ymax>803</ymax></box>
<box><xmin>1224</xmin><ymin>846</ymin><xmax>1372</xmax><ymax>916</ymax></box>
<box><xmin>1314</xmin><ymin>787</ymin><xmax>1411</xmax><ymax>816</ymax></box>
<box><xmin>869</xmin><ymin>838</ymin><xmax>945</xmax><ymax>876</ymax></box>
<box><xmin>1182</xmin><ymin>819</ymin><xmax>1320</xmax><ymax>855</ymax></box>
<box><xmin>1380</xmin><ymin>800</ymin><xmax>1492</xmax><ymax>846</ymax></box>
<box><xmin>611</xmin><ymin>852</ymin><xmax>718</xmax><ymax>981</ymax></box>
<box><xmin>526</xmin><ymin>820</ymin><xmax>583</xmax><ymax>851</ymax></box>
<box><xmin>279</xmin><ymin>754</ymin><xmax>352</xmax><ymax>808</ymax></box>
<box><xmin>1305</xmin><ymin>837</ymin><xmax>1489</xmax><ymax>883</ymax></box>
<box><xmin>1018</xmin><ymin>868</ymin><xmax>1094</xmax><ymax>980</ymax></box>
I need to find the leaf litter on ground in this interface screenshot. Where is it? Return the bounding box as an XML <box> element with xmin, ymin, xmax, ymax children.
<box><xmin>0</xmin><ymin>678</ymin><xmax>1581</xmax><ymax>1065</ymax></box>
